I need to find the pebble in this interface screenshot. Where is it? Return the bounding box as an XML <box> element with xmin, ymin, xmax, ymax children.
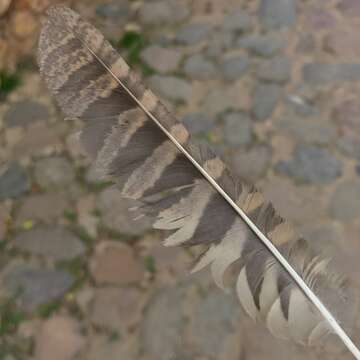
<box><xmin>148</xmin><ymin>75</ymin><xmax>192</xmax><ymax>102</ymax></box>
<box><xmin>221</xmin><ymin>55</ymin><xmax>250</xmax><ymax>81</ymax></box>
<box><xmin>252</xmin><ymin>83</ymin><xmax>282</xmax><ymax>121</ymax></box>
<box><xmin>140</xmin><ymin>45</ymin><xmax>182</xmax><ymax>74</ymax></box>
<box><xmin>3</xmin><ymin>265</ymin><xmax>74</xmax><ymax>311</ymax></box>
<box><xmin>0</xmin><ymin>162</ymin><xmax>29</xmax><ymax>200</ymax></box>
<box><xmin>34</xmin><ymin>157</ymin><xmax>76</xmax><ymax>189</ymax></box>
<box><xmin>183</xmin><ymin>54</ymin><xmax>216</xmax><ymax>80</ymax></box>
<box><xmin>90</xmin><ymin>241</ymin><xmax>144</xmax><ymax>285</ymax></box>
<box><xmin>0</xmin><ymin>0</ymin><xmax>11</xmax><ymax>16</ymax></box>
<box><xmin>284</xmin><ymin>94</ymin><xmax>318</xmax><ymax>117</ymax></box>
<box><xmin>329</xmin><ymin>181</ymin><xmax>360</xmax><ymax>221</ymax></box>
<box><xmin>303</xmin><ymin>63</ymin><xmax>360</xmax><ymax>85</ymax></box>
<box><xmin>188</xmin><ymin>288</ymin><xmax>241</xmax><ymax>358</ymax></box>
<box><xmin>15</xmin><ymin>192</ymin><xmax>70</xmax><ymax>225</ymax></box>
<box><xmin>35</xmin><ymin>316</ymin><xmax>86</xmax><ymax>360</ymax></box>
<box><xmin>258</xmin><ymin>0</ymin><xmax>297</xmax><ymax>29</ymax></box>
<box><xmin>277</xmin><ymin>118</ymin><xmax>336</xmax><ymax>145</ymax></box>
<box><xmin>141</xmin><ymin>286</ymin><xmax>186</xmax><ymax>360</ymax></box>
<box><xmin>257</xmin><ymin>56</ymin><xmax>291</xmax><ymax>83</ymax></box>
<box><xmin>223</xmin><ymin>112</ymin><xmax>252</xmax><ymax>146</ymax></box>
<box><xmin>4</xmin><ymin>100</ymin><xmax>49</xmax><ymax>128</ymax></box>
<box><xmin>223</xmin><ymin>10</ymin><xmax>253</xmax><ymax>32</ymax></box>
<box><xmin>11</xmin><ymin>10</ymin><xmax>38</xmax><ymax>38</ymax></box>
<box><xmin>275</xmin><ymin>145</ymin><xmax>342</xmax><ymax>184</ymax></box>
<box><xmin>237</xmin><ymin>33</ymin><xmax>285</xmax><ymax>57</ymax></box>
<box><xmin>182</xmin><ymin>112</ymin><xmax>215</xmax><ymax>134</ymax></box>
<box><xmin>176</xmin><ymin>23</ymin><xmax>212</xmax><ymax>45</ymax></box>
<box><xmin>231</xmin><ymin>145</ymin><xmax>271</xmax><ymax>181</ymax></box>
<box><xmin>90</xmin><ymin>287</ymin><xmax>143</xmax><ymax>332</ymax></box>
<box><xmin>98</xmin><ymin>187</ymin><xmax>151</xmax><ymax>235</ymax></box>
<box><xmin>12</xmin><ymin>226</ymin><xmax>86</xmax><ymax>261</ymax></box>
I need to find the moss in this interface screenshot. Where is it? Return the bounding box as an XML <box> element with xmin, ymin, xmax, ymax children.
<box><xmin>37</xmin><ymin>300</ymin><xmax>61</xmax><ymax>318</ymax></box>
<box><xmin>144</xmin><ymin>255</ymin><xmax>156</xmax><ymax>274</ymax></box>
<box><xmin>63</xmin><ymin>209</ymin><xmax>78</xmax><ymax>223</ymax></box>
<box><xmin>0</xmin><ymin>71</ymin><xmax>21</xmax><ymax>100</ymax></box>
<box><xmin>0</xmin><ymin>298</ymin><xmax>26</xmax><ymax>336</ymax></box>
<box><xmin>118</xmin><ymin>31</ymin><xmax>147</xmax><ymax>66</ymax></box>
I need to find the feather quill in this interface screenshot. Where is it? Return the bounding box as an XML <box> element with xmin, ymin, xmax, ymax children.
<box><xmin>37</xmin><ymin>6</ymin><xmax>359</xmax><ymax>357</ymax></box>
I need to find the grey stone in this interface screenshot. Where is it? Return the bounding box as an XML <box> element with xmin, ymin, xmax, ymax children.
<box><xmin>0</xmin><ymin>163</ymin><xmax>29</xmax><ymax>200</ymax></box>
<box><xmin>201</xmin><ymin>88</ymin><xmax>236</xmax><ymax>116</ymax></box>
<box><xmin>336</xmin><ymin>136</ymin><xmax>360</xmax><ymax>158</ymax></box>
<box><xmin>223</xmin><ymin>112</ymin><xmax>252</xmax><ymax>146</ymax></box>
<box><xmin>98</xmin><ymin>187</ymin><xmax>151</xmax><ymax>235</ymax></box>
<box><xmin>259</xmin><ymin>0</ymin><xmax>297</xmax><ymax>29</ymax></box>
<box><xmin>231</xmin><ymin>145</ymin><xmax>271</xmax><ymax>181</ymax></box>
<box><xmin>4</xmin><ymin>100</ymin><xmax>49</xmax><ymax>128</ymax></box>
<box><xmin>141</xmin><ymin>287</ymin><xmax>186</xmax><ymax>360</ymax></box>
<box><xmin>237</xmin><ymin>33</ymin><xmax>285</xmax><ymax>57</ymax></box>
<box><xmin>329</xmin><ymin>181</ymin><xmax>360</xmax><ymax>221</ymax></box>
<box><xmin>183</xmin><ymin>54</ymin><xmax>216</xmax><ymax>80</ymax></box>
<box><xmin>34</xmin><ymin>157</ymin><xmax>76</xmax><ymax>189</ymax></box>
<box><xmin>221</xmin><ymin>55</ymin><xmax>250</xmax><ymax>81</ymax></box>
<box><xmin>96</xmin><ymin>1</ymin><xmax>129</xmax><ymax>20</ymax></box>
<box><xmin>3</xmin><ymin>266</ymin><xmax>74</xmax><ymax>311</ymax></box>
<box><xmin>148</xmin><ymin>75</ymin><xmax>192</xmax><ymax>102</ymax></box>
<box><xmin>12</xmin><ymin>226</ymin><xmax>86</xmax><ymax>260</ymax></box>
<box><xmin>140</xmin><ymin>45</ymin><xmax>182</xmax><ymax>74</ymax></box>
<box><xmin>303</xmin><ymin>63</ymin><xmax>360</xmax><ymax>85</ymax></box>
<box><xmin>296</xmin><ymin>33</ymin><xmax>317</xmax><ymax>54</ymax></box>
<box><xmin>252</xmin><ymin>83</ymin><xmax>282</xmax><ymax>121</ymax></box>
<box><xmin>284</xmin><ymin>94</ymin><xmax>319</xmax><ymax>117</ymax></box>
<box><xmin>189</xmin><ymin>289</ymin><xmax>241</xmax><ymax>357</ymax></box>
<box><xmin>275</xmin><ymin>145</ymin><xmax>342</xmax><ymax>184</ymax></box>
<box><xmin>223</xmin><ymin>10</ymin><xmax>253</xmax><ymax>32</ymax></box>
<box><xmin>277</xmin><ymin>118</ymin><xmax>336</xmax><ymax>145</ymax></box>
<box><xmin>206</xmin><ymin>31</ymin><xmax>234</xmax><ymax>58</ymax></box>
<box><xmin>139</xmin><ymin>0</ymin><xmax>189</xmax><ymax>25</ymax></box>
<box><xmin>258</xmin><ymin>56</ymin><xmax>291</xmax><ymax>83</ymax></box>
<box><xmin>182</xmin><ymin>113</ymin><xmax>215</xmax><ymax>134</ymax></box>
<box><xmin>176</xmin><ymin>23</ymin><xmax>212</xmax><ymax>45</ymax></box>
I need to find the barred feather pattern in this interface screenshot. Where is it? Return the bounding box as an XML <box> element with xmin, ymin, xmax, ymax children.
<box><xmin>38</xmin><ymin>6</ymin><xmax>355</xmax><ymax>346</ymax></box>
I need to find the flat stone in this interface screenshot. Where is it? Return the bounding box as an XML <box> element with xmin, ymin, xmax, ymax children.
<box><xmin>252</xmin><ymin>83</ymin><xmax>282</xmax><ymax>121</ymax></box>
<box><xmin>223</xmin><ymin>10</ymin><xmax>253</xmax><ymax>32</ymax></box>
<box><xmin>141</xmin><ymin>287</ymin><xmax>186</xmax><ymax>360</ymax></box>
<box><xmin>275</xmin><ymin>145</ymin><xmax>342</xmax><ymax>184</ymax></box>
<box><xmin>238</xmin><ymin>33</ymin><xmax>286</xmax><ymax>57</ymax></box>
<box><xmin>34</xmin><ymin>157</ymin><xmax>76</xmax><ymax>189</ymax></box>
<box><xmin>257</xmin><ymin>56</ymin><xmax>291</xmax><ymax>83</ymax></box>
<box><xmin>338</xmin><ymin>0</ymin><xmax>360</xmax><ymax>17</ymax></box>
<box><xmin>324</xmin><ymin>31</ymin><xmax>360</xmax><ymax>58</ymax></box>
<box><xmin>333</xmin><ymin>98</ymin><xmax>360</xmax><ymax>132</ymax></box>
<box><xmin>176</xmin><ymin>23</ymin><xmax>212</xmax><ymax>45</ymax></box>
<box><xmin>231</xmin><ymin>145</ymin><xmax>271</xmax><ymax>181</ymax></box>
<box><xmin>15</xmin><ymin>192</ymin><xmax>70</xmax><ymax>225</ymax></box>
<box><xmin>3</xmin><ymin>265</ymin><xmax>74</xmax><ymax>311</ymax></box>
<box><xmin>35</xmin><ymin>316</ymin><xmax>86</xmax><ymax>360</ymax></box>
<box><xmin>303</xmin><ymin>63</ymin><xmax>360</xmax><ymax>85</ymax></box>
<box><xmin>96</xmin><ymin>1</ymin><xmax>129</xmax><ymax>20</ymax></box>
<box><xmin>187</xmin><ymin>288</ymin><xmax>241</xmax><ymax>358</ymax></box>
<box><xmin>98</xmin><ymin>187</ymin><xmax>151</xmax><ymax>235</ymax></box>
<box><xmin>148</xmin><ymin>75</ymin><xmax>192</xmax><ymax>102</ymax></box>
<box><xmin>0</xmin><ymin>163</ymin><xmax>29</xmax><ymax>200</ymax></box>
<box><xmin>140</xmin><ymin>45</ymin><xmax>182</xmax><ymax>74</ymax></box>
<box><xmin>12</xmin><ymin>226</ymin><xmax>85</xmax><ymax>260</ymax></box>
<box><xmin>221</xmin><ymin>55</ymin><xmax>250</xmax><ymax>81</ymax></box>
<box><xmin>258</xmin><ymin>0</ymin><xmax>297</xmax><ymax>29</ymax></box>
<box><xmin>304</xmin><ymin>7</ymin><xmax>336</xmax><ymax>30</ymax></box>
<box><xmin>329</xmin><ymin>181</ymin><xmax>360</xmax><ymax>221</ymax></box>
<box><xmin>277</xmin><ymin>118</ymin><xmax>336</xmax><ymax>145</ymax></box>
<box><xmin>336</xmin><ymin>136</ymin><xmax>360</xmax><ymax>158</ymax></box>
<box><xmin>90</xmin><ymin>241</ymin><xmax>144</xmax><ymax>285</ymax></box>
<box><xmin>4</xmin><ymin>100</ymin><xmax>48</xmax><ymax>128</ymax></box>
<box><xmin>90</xmin><ymin>287</ymin><xmax>143</xmax><ymax>331</ymax></box>
<box><xmin>139</xmin><ymin>0</ymin><xmax>189</xmax><ymax>25</ymax></box>
<box><xmin>206</xmin><ymin>31</ymin><xmax>235</xmax><ymax>58</ymax></box>
<box><xmin>296</xmin><ymin>33</ymin><xmax>317</xmax><ymax>54</ymax></box>
<box><xmin>183</xmin><ymin>54</ymin><xmax>216</xmax><ymax>80</ymax></box>
<box><xmin>284</xmin><ymin>94</ymin><xmax>319</xmax><ymax>117</ymax></box>
<box><xmin>182</xmin><ymin>112</ymin><xmax>215</xmax><ymax>134</ymax></box>
<box><xmin>223</xmin><ymin>112</ymin><xmax>252</xmax><ymax>146</ymax></box>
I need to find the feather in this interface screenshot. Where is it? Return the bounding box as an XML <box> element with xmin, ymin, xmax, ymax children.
<box><xmin>37</xmin><ymin>5</ymin><xmax>358</xmax><ymax>354</ymax></box>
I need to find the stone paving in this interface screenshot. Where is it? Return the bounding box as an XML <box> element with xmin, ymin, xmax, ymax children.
<box><xmin>1</xmin><ymin>0</ymin><xmax>360</xmax><ymax>359</ymax></box>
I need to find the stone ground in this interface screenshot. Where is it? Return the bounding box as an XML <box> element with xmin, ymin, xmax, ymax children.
<box><xmin>1</xmin><ymin>0</ymin><xmax>360</xmax><ymax>359</ymax></box>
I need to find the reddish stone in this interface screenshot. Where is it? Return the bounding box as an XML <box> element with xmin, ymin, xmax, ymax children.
<box><xmin>324</xmin><ymin>31</ymin><xmax>360</xmax><ymax>58</ymax></box>
<box><xmin>304</xmin><ymin>8</ymin><xmax>336</xmax><ymax>30</ymax></box>
<box><xmin>90</xmin><ymin>241</ymin><xmax>144</xmax><ymax>285</ymax></box>
<box><xmin>338</xmin><ymin>0</ymin><xmax>360</xmax><ymax>17</ymax></box>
